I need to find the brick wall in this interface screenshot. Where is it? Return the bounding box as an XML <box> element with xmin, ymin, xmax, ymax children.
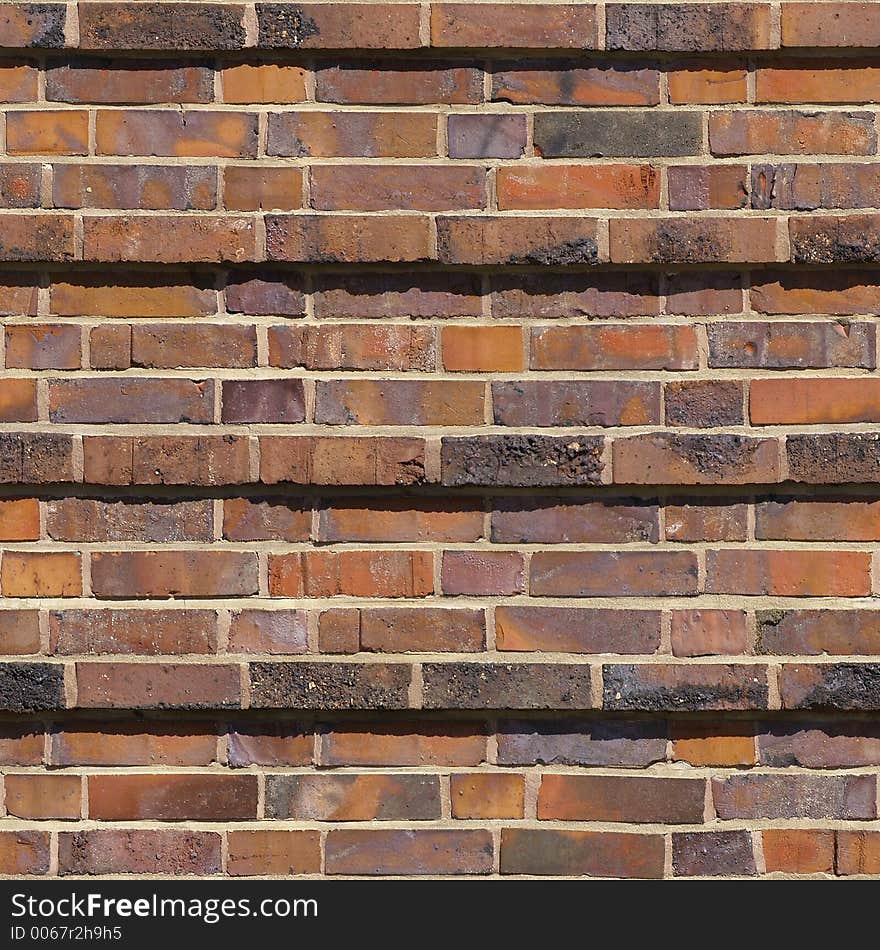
<box><xmin>2</xmin><ymin>0</ymin><xmax>880</xmax><ymax>879</ymax></box>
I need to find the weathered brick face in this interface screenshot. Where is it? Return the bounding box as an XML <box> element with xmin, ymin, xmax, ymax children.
<box><xmin>2</xmin><ymin>0</ymin><xmax>880</xmax><ymax>879</ymax></box>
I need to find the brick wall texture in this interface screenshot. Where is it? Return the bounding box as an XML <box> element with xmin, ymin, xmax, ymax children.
<box><xmin>4</xmin><ymin>0</ymin><xmax>880</xmax><ymax>880</ymax></box>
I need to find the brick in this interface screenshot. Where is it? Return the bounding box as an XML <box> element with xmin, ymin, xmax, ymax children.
<box><xmin>0</xmin><ymin>378</ymin><xmax>37</xmax><ymax>421</ymax></box>
<box><xmin>130</xmin><ymin>324</ymin><xmax>257</xmax><ymax>369</ymax></box>
<box><xmin>496</xmin><ymin>606</ymin><xmax>659</xmax><ymax>655</ymax></box>
<box><xmin>437</xmin><ymin>216</ymin><xmax>600</xmax><ymax>265</ymax></box>
<box><xmin>227</xmin><ymin>831</ymin><xmax>321</xmax><ymax>876</ymax></box>
<box><xmin>762</xmin><ymin>829</ymin><xmax>835</xmax><ymax>874</ymax></box>
<box><xmin>49</xmin><ymin>378</ymin><xmax>214</xmax><ymax>424</ymax></box>
<box><xmin>314</xmin><ymin>273</ymin><xmax>482</xmax><ymax>320</ymax></box>
<box><xmin>535</xmin><ymin>110</ymin><xmax>701</xmax><ymax>157</ymax></box>
<box><xmin>422</xmin><ymin>663</ymin><xmax>594</xmax><ymax>710</ymax></box>
<box><xmin>0</xmin><ymin>610</ymin><xmax>41</xmax><ymax>655</ymax></box>
<box><xmin>0</xmin><ymin>831</ymin><xmax>50</xmax><ymax>875</ymax></box>
<box><xmin>759</xmin><ymin>722</ymin><xmax>880</xmax><ymax>768</ymax></box>
<box><xmin>0</xmin><ymin>723</ymin><xmax>44</xmax><ymax>765</ymax></box>
<box><xmin>268</xmin><ymin>111</ymin><xmax>436</xmax><ymax>157</ymax></box>
<box><xmin>6</xmin><ymin>110</ymin><xmax>89</xmax><ymax>154</ymax></box>
<box><xmin>0</xmin><ymin>4</ymin><xmax>65</xmax><ymax>48</ymax></box>
<box><xmin>319</xmin><ymin>500</ymin><xmax>481</xmax><ymax>543</ymax></box>
<box><xmin>757</xmin><ymin>500</ymin><xmax>880</xmax><ymax>542</ymax></box>
<box><xmin>51</xmin><ymin>275</ymin><xmax>216</xmax><ymax>317</ymax></box>
<box><xmin>711</xmin><ymin>111</ymin><xmax>876</xmax><ymax>156</ymax></box>
<box><xmin>606</xmin><ymin>3</ymin><xmax>771</xmax><ymax>51</ymax></box>
<box><xmin>442</xmin><ymin>435</ymin><xmax>605</xmax><ymax>487</ymax></box>
<box><xmin>249</xmin><ymin>662</ymin><xmax>411</xmax><ymax>710</ymax></box>
<box><xmin>752</xmin><ymin>270</ymin><xmax>880</xmax><ymax>315</ymax></box>
<box><xmin>221</xmin><ymin>378</ymin><xmax>305</xmax><ymax>423</ymax></box>
<box><xmin>671</xmin><ymin>610</ymin><xmax>750</xmax><ymax>657</ymax></box>
<box><xmin>531</xmin><ymin>325</ymin><xmax>698</xmax><ymax>371</ymax></box>
<box><xmin>58</xmin><ymin>830</ymin><xmax>221</xmax><ymax>875</ymax></box>
<box><xmin>0</xmin><ymin>214</ymin><xmax>74</xmax><ymax>261</ymax></box>
<box><xmin>451</xmin><ymin>774</ymin><xmax>524</xmax><ymax>819</ymax></box>
<box><xmin>312</xmin><ymin>165</ymin><xmax>485</xmax><ymax>212</ymax></box>
<box><xmin>0</xmin><ymin>434</ymin><xmax>75</xmax><ymax>483</ymax></box>
<box><xmin>47</xmin><ymin>62</ymin><xmax>213</xmax><ymax>103</ymax></box>
<box><xmin>223</xmin><ymin>165</ymin><xmax>304</xmax><ymax>211</ymax></box>
<box><xmin>493</xmin><ymin>65</ymin><xmax>659</xmax><ymax>106</ymax></box>
<box><xmin>779</xmin><ymin>663</ymin><xmax>880</xmax><ymax>710</ymax></box>
<box><xmin>442</xmin><ymin>326</ymin><xmax>523</xmax><ymax>372</ymax></box>
<box><xmin>442</xmin><ymin>552</ymin><xmax>523</xmax><ymax>596</ymax></box>
<box><xmin>708</xmin><ymin>321</ymin><xmax>874</xmax><ymax>368</ymax></box>
<box><xmin>0</xmin><ymin>664</ymin><xmax>64</xmax><ymax>711</ymax></box>
<box><xmin>752</xmin><ymin>377</ymin><xmax>880</xmax><ymax>424</ymax></box>
<box><xmin>271</xmin><ymin>324</ymin><xmax>436</xmax><ymax>371</ymax></box>
<box><xmin>492</xmin><ymin>500</ymin><xmax>658</xmax><ymax>544</ymax></box>
<box><xmin>501</xmin><ymin>829</ymin><xmax>664</xmax><ymax>878</ymax></box>
<box><xmin>447</xmin><ymin>114</ymin><xmax>526</xmax><ymax>159</ymax></box>
<box><xmin>226</xmin><ymin>274</ymin><xmax>304</xmax><ymax>316</ymax></box>
<box><xmin>260</xmin><ymin>436</ymin><xmax>426</xmax><ymax>486</ymax></box>
<box><xmin>89</xmin><ymin>325</ymin><xmax>130</xmax><ymax>369</ymax></box>
<box><xmin>228</xmin><ymin>609</ymin><xmax>308</xmax><ymax>655</ymax></box>
<box><xmin>321</xmin><ymin>723</ymin><xmax>486</xmax><ymax>767</ymax></box>
<box><xmin>2</xmin><ymin>552</ymin><xmax>81</xmax><ymax>597</ymax></box>
<box><xmin>222</xmin><ymin>63</ymin><xmax>307</xmax><ymax>103</ymax></box>
<box><xmin>672</xmin><ymin>832</ymin><xmax>756</xmax><ymax>877</ymax></box>
<box><xmin>49</xmin><ymin>608</ymin><xmax>217</xmax><ymax>655</ymax></box>
<box><xmin>755</xmin><ymin>162</ymin><xmax>880</xmax><ymax>211</ymax></box>
<box><xmin>79</xmin><ymin>3</ymin><xmax>245</xmax><ymax>50</ymax></box>
<box><xmin>0</xmin><ymin>63</ymin><xmax>38</xmax><ymax>102</ymax></box>
<box><xmin>757</xmin><ymin>63</ymin><xmax>880</xmax><ymax>103</ymax></box>
<box><xmin>5</xmin><ymin>324</ymin><xmax>81</xmax><ymax>369</ymax></box>
<box><xmin>497</xmin><ymin>719</ymin><xmax>666</xmax><ymax>767</ymax></box>
<box><xmin>266</xmin><ymin>773</ymin><xmax>440</xmax><ymax>820</ymax></box>
<box><xmin>224</xmin><ymin>498</ymin><xmax>310</xmax><ymax>542</ymax></box>
<box><xmin>226</xmin><ymin>723</ymin><xmax>312</xmax><ymax>767</ymax></box>
<box><xmin>315</xmin><ymin>379</ymin><xmax>484</xmax><ymax>426</ymax></box>
<box><xmin>671</xmin><ymin>723</ymin><xmax>757</xmax><ymax>766</ymax></box>
<box><xmin>610</xmin><ymin>217</ymin><xmax>779</xmax><ymax>264</ymax></box>
<box><xmin>54</xmin><ymin>163</ymin><xmax>217</xmax><ymax>211</ymax></box>
<box><xmin>358</xmin><ymin>607</ymin><xmax>485</xmax><ymax>653</ymax></box>
<box><xmin>318</xmin><ymin>64</ymin><xmax>481</xmax><ymax>104</ymax></box>
<box><xmin>0</xmin><ymin>498</ymin><xmax>39</xmax><ymax>541</ymax></box>
<box><xmin>539</xmin><ymin>774</ymin><xmax>705</xmax><ymax>823</ymax></box>
<box><xmin>613</xmin><ymin>434</ymin><xmax>780</xmax><ymax>485</ymax></box>
<box><xmin>431</xmin><ymin>3</ymin><xmax>597</xmax><ymax>48</ymax></box>
<box><xmin>267</xmin><ymin>214</ymin><xmax>432</xmax><ymax>263</ymax></box>
<box><xmin>0</xmin><ymin>280</ymin><xmax>38</xmax><ymax>315</ymax></box>
<box><xmin>257</xmin><ymin>3</ymin><xmax>421</xmax><ymax>49</ymax></box>
<box><xmin>493</xmin><ymin>273</ymin><xmax>659</xmax><ymax>319</ymax></box>
<box><xmin>317</xmin><ymin>609</ymin><xmax>359</xmax><ymax>654</ymax></box>
<box><xmin>53</xmin><ymin>723</ymin><xmax>217</xmax><ymax>767</ymax></box>
<box><xmin>493</xmin><ymin>380</ymin><xmax>660</xmax><ymax>427</ymax></box>
<box><xmin>666</xmin><ymin>271</ymin><xmax>744</xmax><ymax>315</ymax></box>
<box><xmin>707</xmin><ymin>549</ymin><xmax>871</xmax><ymax>597</ymax></box>
<box><xmin>603</xmin><ymin>664</ymin><xmax>769</xmax><ymax>711</ymax></box>
<box><xmin>531</xmin><ymin>551</ymin><xmax>698</xmax><ymax>597</ymax></box>
<box><xmin>96</xmin><ymin>109</ymin><xmax>256</xmax><ymax>157</ymax></box>
<box><xmin>668</xmin><ymin>165</ymin><xmax>748</xmax><ymax>211</ymax></box>
<box><xmin>713</xmin><ymin>773</ymin><xmax>876</xmax><ymax>819</ymax></box>
<box><xmin>0</xmin><ymin>163</ymin><xmax>40</xmax><ymax>207</ymax></box>
<box><xmin>787</xmin><ymin>433</ymin><xmax>880</xmax><ymax>483</ymax></box>
<box><xmin>758</xmin><ymin>609</ymin><xmax>880</xmax><ymax>655</ymax></box>
<box><xmin>781</xmin><ymin>3</ymin><xmax>880</xmax><ymax>48</ymax></box>
<box><xmin>326</xmin><ymin>829</ymin><xmax>493</xmax><ymax>875</ymax></box>
<box><xmin>269</xmin><ymin>550</ymin><xmax>432</xmax><ymax>598</ymax></box>
<box><xmin>89</xmin><ymin>774</ymin><xmax>257</xmax><ymax>820</ymax></box>
<box><xmin>664</xmin><ymin>381</ymin><xmax>743</xmax><ymax>427</ymax></box>
<box><xmin>83</xmin><ymin>216</ymin><xmax>256</xmax><ymax>263</ymax></box>
<box><xmin>664</xmin><ymin>502</ymin><xmax>749</xmax><ymax>542</ymax></box>
<box><xmin>76</xmin><ymin>662</ymin><xmax>240</xmax><ymax>709</ymax></box>
<box><xmin>668</xmin><ymin>66</ymin><xmax>748</xmax><ymax>103</ymax></box>
<box><xmin>5</xmin><ymin>773</ymin><xmax>81</xmax><ymax>819</ymax></box>
<box><xmin>791</xmin><ymin>214</ymin><xmax>880</xmax><ymax>264</ymax></box>
<box><xmin>91</xmin><ymin>551</ymin><xmax>258</xmax><ymax>598</ymax></box>
<box><xmin>837</xmin><ymin>832</ymin><xmax>880</xmax><ymax>875</ymax></box>
<box><xmin>497</xmin><ymin>164</ymin><xmax>659</xmax><ymax>210</ymax></box>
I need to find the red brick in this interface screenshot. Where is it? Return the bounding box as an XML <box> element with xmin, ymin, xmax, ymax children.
<box><xmin>315</xmin><ymin>379</ymin><xmax>484</xmax><ymax>426</ymax></box>
<box><xmin>269</xmin><ymin>324</ymin><xmax>436</xmax><ymax>371</ymax></box>
<box><xmin>51</xmin><ymin>276</ymin><xmax>217</xmax><ymax>317</ymax></box>
<box><xmin>226</xmin><ymin>723</ymin><xmax>312</xmax><ymax>767</ymax></box>
<box><xmin>130</xmin><ymin>324</ymin><xmax>256</xmax><ymax>369</ymax></box>
<box><xmin>710</xmin><ymin>110</ymin><xmax>876</xmax><ymax>155</ymax></box>
<box><xmin>493</xmin><ymin>66</ymin><xmax>659</xmax><ymax>105</ymax></box>
<box><xmin>751</xmin><ymin>378</ymin><xmax>880</xmax><ymax>424</ymax></box>
<box><xmin>0</xmin><ymin>498</ymin><xmax>39</xmax><ymax>541</ymax></box>
<box><xmin>53</xmin><ymin>163</ymin><xmax>217</xmax><ymax>211</ymax></box>
<box><xmin>319</xmin><ymin>500</ymin><xmax>482</xmax><ymax>543</ymax></box>
<box><xmin>5</xmin><ymin>773</ymin><xmax>81</xmax><ymax>819</ymax></box>
<box><xmin>451</xmin><ymin>774</ymin><xmax>524</xmax><ymax>819</ymax></box>
<box><xmin>88</xmin><ymin>773</ymin><xmax>257</xmax><ymax>820</ymax></box>
<box><xmin>496</xmin><ymin>607</ymin><xmax>660</xmax><ymax>654</ymax></box>
<box><xmin>267</xmin><ymin>214</ymin><xmax>432</xmax><ymax>263</ymax></box>
<box><xmin>326</xmin><ymin>829</ymin><xmax>493</xmax><ymax>875</ymax></box>
<box><xmin>763</xmin><ymin>829</ymin><xmax>835</xmax><ymax>874</ymax></box>
<box><xmin>668</xmin><ymin>66</ymin><xmax>748</xmax><ymax>103</ymax></box>
<box><xmin>5</xmin><ymin>324</ymin><xmax>81</xmax><ymax>369</ymax></box>
<box><xmin>6</xmin><ymin>110</ymin><xmax>88</xmax><ymax>154</ymax></box>
<box><xmin>670</xmin><ymin>609</ymin><xmax>750</xmax><ymax>657</ymax></box>
<box><xmin>321</xmin><ymin>723</ymin><xmax>486</xmax><ymax>766</ymax></box>
<box><xmin>668</xmin><ymin>165</ymin><xmax>748</xmax><ymax>210</ymax></box>
<box><xmin>49</xmin><ymin>378</ymin><xmax>214</xmax><ymax>424</ymax></box>
<box><xmin>431</xmin><ymin>3</ymin><xmax>597</xmax><ymax>48</ymax></box>
<box><xmin>781</xmin><ymin>3</ymin><xmax>880</xmax><ymax>47</ymax></box>
<box><xmin>2</xmin><ymin>552</ymin><xmax>81</xmax><ymax>597</ymax></box>
<box><xmin>0</xmin><ymin>63</ymin><xmax>40</xmax><ymax>102</ymax></box>
<box><xmin>319</xmin><ymin>64</ymin><xmax>481</xmax><ymax>104</ymax></box>
<box><xmin>96</xmin><ymin>110</ymin><xmax>257</xmax><ymax>157</ymax></box>
<box><xmin>227</xmin><ymin>831</ymin><xmax>321</xmax><ymax>876</ymax></box>
<box><xmin>531</xmin><ymin>551</ymin><xmax>698</xmax><ymax>597</ymax></box>
<box><xmin>76</xmin><ymin>662</ymin><xmax>240</xmax><ymax>709</ymax></box>
<box><xmin>531</xmin><ymin>325</ymin><xmax>698</xmax><ymax>371</ymax></box>
<box><xmin>497</xmin><ymin>165</ymin><xmax>659</xmax><ymax>210</ymax></box>
<box><xmin>756</xmin><ymin>499</ymin><xmax>880</xmax><ymax>541</ymax></box>
<box><xmin>538</xmin><ymin>774</ymin><xmax>705</xmax><ymax>823</ymax></box>
<box><xmin>269</xmin><ymin>550</ymin><xmax>433</xmax><ymax>598</ymax></box>
<box><xmin>223</xmin><ymin>165</ymin><xmax>303</xmax><ymax>211</ymax></box>
<box><xmin>79</xmin><ymin>3</ymin><xmax>246</xmax><ymax>51</ymax></box>
<box><xmin>442</xmin><ymin>552</ymin><xmax>524</xmax><ymax>596</ymax></box>
<box><xmin>48</xmin><ymin>63</ymin><xmax>213</xmax><ymax>103</ymax></box>
<box><xmin>52</xmin><ymin>723</ymin><xmax>217</xmax><ymax>766</ymax></box>
<box><xmin>664</xmin><ymin>502</ymin><xmax>749</xmax><ymax>542</ymax></box>
<box><xmin>91</xmin><ymin>551</ymin><xmax>258</xmax><ymax>598</ymax></box>
<box><xmin>224</xmin><ymin>497</ymin><xmax>311</xmax><ymax>542</ymax></box>
<box><xmin>222</xmin><ymin>63</ymin><xmax>307</xmax><ymax>103</ymax></box>
<box><xmin>82</xmin><ymin>216</ymin><xmax>256</xmax><ymax>263</ymax></box>
<box><xmin>228</xmin><ymin>609</ymin><xmax>308</xmax><ymax>654</ymax></box>
<box><xmin>267</xmin><ymin>111</ymin><xmax>436</xmax><ymax>157</ymax></box>
<box><xmin>438</xmin><ymin>215</ymin><xmax>600</xmax><ymax>265</ymax></box>
<box><xmin>706</xmin><ymin>549</ymin><xmax>871</xmax><ymax>596</ymax></box>
<box><xmin>258</xmin><ymin>3</ymin><xmax>421</xmax><ymax>49</ymax></box>
<box><xmin>59</xmin><ymin>830</ymin><xmax>221</xmax><ymax>875</ymax></box>
<box><xmin>492</xmin><ymin>500</ymin><xmax>658</xmax><ymax>544</ymax></box>
<box><xmin>838</xmin><ymin>832</ymin><xmax>880</xmax><ymax>875</ymax></box>
<box><xmin>0</xmin><ymin>214</ymin><xmax>74</xmax><ymax>261</ymax></box>
<box><xmin>442</xmin><ymin>326</ymin><xmax>524</xmax><ymax>372</ymax></box>
<box><xmin>610</xmin><ymin>217</ymin><xmax>779</xmax><ymax>263</ymax></box>
<box><xmin>49</xmin><ymin>608</ymin><xmax>216</xmax><ymax>655</ymax></box>
<box><xmin>0</xmin><ymin>831</ymin><xmax>50</xmax><ymax>875</ymax></box>
<box><xmin>312</xmin><ymin>165</ymin><xmax>486</xmax><ymax>211</ymax></box>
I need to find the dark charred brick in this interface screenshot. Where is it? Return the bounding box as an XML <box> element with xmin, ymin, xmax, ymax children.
<box><xmin>79</xmin><ymin>3</ymin><xmax>246</xmax><ymax>50</ymax></box>
<box><xmin>780</xmin><ymin>664</ymin><xmax>880</xmax><ymax>710</ymax></box>
<box><xmin>672</xmin><ymin>831</ymin><xmax>757</xmax><ymax>877</ymax></box>
<box><xmin>603</xmin><ymin>664</ymin><xmax>769</xmax><ymax>711</ymax></box>
<box><xmin>606</xmin><ymin>3</ymin><xmax>771</xmax><ymax>52</ymax></box>
<box><xmin>0</xmin><ymin>3</ymin><xmax>66</xmax><ymax>47</ymax></box>
<box><xmin>787</xmin><ymin>433</ymin><xmax>880</xmax><ymax>483</ymax></box>
<box><xmin>534</xmin><ymin>111</ymin><xmax>701</xmax><ymax>157</ymax></box>
<box><xmin>790</xmin><ymin>215</ymin><xmax>880</xmax><ymax>264</ymax></box>
<box><xmin>249</xmin><ymin>662</ymin><xmax>411</xmax><ymax>710</ymax></box>
<box><xmin>497</xmin><ymin>719</ymin><xmax>666</xmax><ymax>767</ymax></box>
<box><xmin>0</xmin><ymin>433</ymin><xmax>75</xmax><ymax>483</ymax></box>
<box><xmin>256</xmin><ymin>3</ymin><xmax>320</xmax><ymax>46</ymax></box>
<box><xmin>665</xmin><ymin>381</ymin><xmax>744</xmax><ymax>427</ymax></box>
<box><xmin>0</xmin><ymin>663</ymin><xmax>64</xmax><ymax>711</ymax></box>
<box><xmin>422</xmin><ymin>663</ymin><xmax>594</xmax><ymax>710</ymax></box>
<box><xmin>441</xmin><ymin>435</ymin><xmax>604</xmax><ymax>487</ymax></box>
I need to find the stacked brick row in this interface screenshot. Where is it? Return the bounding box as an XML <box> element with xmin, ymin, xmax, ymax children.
<box><xmin>3</xmin><ymin>1</ymin><xmax>880</xmax><ymax>878</ymax></box>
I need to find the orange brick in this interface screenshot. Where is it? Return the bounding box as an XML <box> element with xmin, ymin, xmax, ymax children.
<box><xmin>0</xmin><ymin>499</ymin><xmax>40</xmax><ymax>541</ymax></box>
<box><xmin>1</xmin><ymin>552</ymin><xmax>82</xmax><ymax>597</ymax></box>
<box><xmin>6</xmin><ymin>111</ymin><xmax>89</xmax><ymax>155</ymax></box>
<box><xmin>450</xmin><ymin>773</ymin><xmax>525</xmax><ymax>818</ymax></box>
<box><xmin>442</xmin><ymin>326</ymin><xmax>524</xmax><ymax>372</ymax></box>
<box><xmin>222</xmin><ymin>64</ymin><xmax>308</xmax><ymax>103</ymax></box>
